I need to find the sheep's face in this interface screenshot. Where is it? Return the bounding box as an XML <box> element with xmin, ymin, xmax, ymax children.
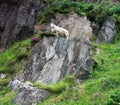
<box><xmin>50</xmin><ymin>23</ymin><xmax>54</xmax><ymax>28</ymax></box>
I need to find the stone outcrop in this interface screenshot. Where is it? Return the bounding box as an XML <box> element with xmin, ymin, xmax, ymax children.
<box><xmin>0</xmin><ymin>0</ymin><xmax>46</xmax><ymax>49</ymax></box>
<box><xmin>9</xmin><ymin>13</ymin><xmax>94</xmax><ymax>105</ymax></box>
<box><xmin>8</xmin><ymin>79</ymin><xmax>49</xmax><ymax>105</ymax></box>
<box><xmin>96</xmin><ymin>16</ymin><xmax>116</xmax><ymax>43</ymax></box>
<box><xmin>20</xmin><ymin>14</ymin><xmax>94</xmax><ymax>84</ymax></box>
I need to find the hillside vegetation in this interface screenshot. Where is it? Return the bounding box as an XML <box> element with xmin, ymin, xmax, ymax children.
<box><xmin>0</xmin><ymin>39</ymin><xmax>120</xmax><ymax>105</ymax></box>
<box><xmin>0</xmin><ymin>0</ymin><xmax>120</xmax><ymax>105</ymax></box>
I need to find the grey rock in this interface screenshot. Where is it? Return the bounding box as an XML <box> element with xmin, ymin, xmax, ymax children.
<box><xmin>96</xmin><ymin>16</ymin><xmax>116</xmax><ymax>43</ymax></box>
<box><xmin>8</xmin><ymin>13</ymin><xmax>95</xmax><ymax>105</ymax></box>
<box><xmin>0</xmin><ymin>0</ymin><xmax>46</xmax><ymax>49</ymax></box>
<box><xmin>8</xmin><ymin>79</ymin><xmax>49</xmax><ymax>105</ymax></box>
<box><xmin>21</xmin><ymin>14</ymin><xmax>94</xmax><ymax>84</ymax></box>
<box><xmin>91</xmin><ymin>21</ymin><xmax>100</xmax><ymax>35</ymax></box>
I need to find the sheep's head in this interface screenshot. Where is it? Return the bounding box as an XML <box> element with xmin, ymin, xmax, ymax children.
<box><xmin>50</xmin><ymin>23</ymin><xmax>55</xmax><ymax>28</ymax></box>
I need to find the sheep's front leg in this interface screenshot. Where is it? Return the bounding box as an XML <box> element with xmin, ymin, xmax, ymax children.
<box><xmin>51</xmin><ymin>28</ymin><xmax>54</xmax><ymax>32</ymax></box>
<box><xmin>67</xmin><ymin>36</ymin><xmax>69</xmax><ymax>40</ymax></box>
<box><xmin>56</xmin><ymin>32</ymin><xmax>59</xmax><ymax>37</ymax></box>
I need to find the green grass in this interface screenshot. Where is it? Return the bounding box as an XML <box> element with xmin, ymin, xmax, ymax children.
<box><xmin>0</xmin><ymin>38</ymin><xmax>31</xmax><ymax>94</ymax></box>
<box><xmin>0</xmin><ymin>38</ymin><xmax>31</xmax><ymax>75</ymax></box>
<box><xmin>0</xmin><ymin>91</ymin><xmax>16</xmax><ymax>105</ymax></box>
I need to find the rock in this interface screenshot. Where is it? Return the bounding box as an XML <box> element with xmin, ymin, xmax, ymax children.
<box><xmin>31</xmin><ymin>38</ymin><xmax>40</xmax><ymax>46</ymax></box>
<box><xmin>21</xmin><ymin>13</ymin><xmax>94</xmax><ymax>84</ymax></box>
<box><xmin>0</xmin><ymin>0</ymin><xmax>46</xmax><ymax>49</ymax></box>
<box><xmin>91</xmin><ymin>21</ymin><xmax>100</xmax><ymax>36</ymax></box>
<box><xmin>8</xmin><ymin>79</ymin><xmax>49</xmax><ymax>105</ymax></box>
<box><xmin>96</xmin><ymin>16</ymin><xmax>116</xmax><ymax>43</ymax></box>
<box><xmin>34</xmin><ymin>24</ymin><xmax>47</xmax><ymax>34</ymax></box>
<box><xmin>8</xmin><ymin>13</ymin><xmax>95</xmax><ymax>105</ymax></box>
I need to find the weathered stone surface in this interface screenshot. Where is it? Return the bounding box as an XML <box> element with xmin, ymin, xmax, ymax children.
<box><xmin>21</xmin><ymin>14</ymin><xmax>94</xmax><ymax>84</ymax></box>
<box><xmin>0</xmin><ymin>0</ymin><xmax>46</xmax><ymax>49</ymax></box>
<box><xmin>8</xmin><ymin>79</ymin><xmax>49</xmax><ymax>105</ymax></box>
<box><xmin>96</xmin><ymin>16</ymin><xmax>116</xmax><ymax>43</ymax></box>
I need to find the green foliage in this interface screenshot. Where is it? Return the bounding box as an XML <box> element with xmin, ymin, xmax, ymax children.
<box><xmin>107</xmin><ymin>90</ymin><xmax>120</xmax><ymax>105</ymax></box>
<box><xmin>0</xmin><ymin>87</ymin><xmax>11</xmax><ymax>96</ymax></box>
<box><xmin>0</xmin><ymin>79</ymin><xmax>10</xmax><ymax>86</ymax></box>
<box><xmin>39</xmin><ymin>0</ymin><xmax>86</xmax><ymax>23</ymax></box>
<box><xmin>0</xmin><ymin>91</ymin><xmax>16</xmax><ymax>105</ymax></box>
<box><xmin>114</xmin><ymin>4</ymin><xmax>120</xmax><ymax>14</ymax></box>
<box><xmin>39</xmin><ymin>0</ymin><xmax>119</xmax><ymax>25</ymax></box>
<box><xmin>0</xmin><ymin>38</ymin><xmax>30</xmax><ymax>75</ymax></box>
<box><xmin>101</xmin><ymin>77</ymin><xmax>120</xmax><ymax>90</ymax></box>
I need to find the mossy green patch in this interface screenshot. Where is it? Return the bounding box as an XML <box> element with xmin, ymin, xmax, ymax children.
<box><xmin>34</xmin><ymin>76</ymin><xmax>76</xmax><ymax>93</ymax></box>
<box><xmin>0</xmin><ymin>91</ymin><xmax>16</xmax><ymax>105</ymax></box>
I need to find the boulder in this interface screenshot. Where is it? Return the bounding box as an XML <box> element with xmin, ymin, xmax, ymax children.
<box><xmin>96</xmin><ymin>16</ymin><xmax>116</xmax><ymax>43</ymax></box>
<box><xmin>8</xmin><ymin>79</ymin><xmax>49</xmax><ymax>105</ymax></box>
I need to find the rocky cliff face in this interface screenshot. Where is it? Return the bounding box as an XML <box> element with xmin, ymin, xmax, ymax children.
<box><xmin>0</xmin><ymin>0</ymin><xmax>45</xmax><ymax>49</ymax></box>
<box><xmin>9</xmin><ymin>14</ymin><xmax>95</xmax><ymax>105</ymax></box>
<box><xmin>21</xmin><ymin>14</ymin><xmax>94</xmax><ymax>84</ymax></box>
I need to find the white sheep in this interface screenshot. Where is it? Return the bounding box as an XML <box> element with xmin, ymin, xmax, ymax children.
<box><xmin>50</xmin><ymin>23</ymin><xmax>69</xmax><ymax>39</ymax></box>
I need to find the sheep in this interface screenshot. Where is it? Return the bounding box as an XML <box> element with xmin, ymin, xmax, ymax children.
<box><xmin>50</xmin><ymin>23</ymin><xmax>69</xmax><ymax>39</ymax></box>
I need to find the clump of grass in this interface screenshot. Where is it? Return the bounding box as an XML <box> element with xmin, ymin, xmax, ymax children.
<box><xmin>0</xmin><ymin>87</ymin><xmax>11</xmax><ymax>96</ymax></box>
<box><xmin>0</xmin><ymin>79</ymin><xmax>10</xmax><ymax>86</ymax></box>
<box><xmin>0</xmin><ymin>38</ymin><xmax>31</xmax><ymax>75</ymax></box>
<box><xmin>34</xmin><ymin>76</ymin><xmax>76</xmax><ymax>93</ymax></box>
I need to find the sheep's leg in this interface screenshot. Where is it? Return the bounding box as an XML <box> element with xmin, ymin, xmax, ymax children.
<box><xmin>51</xmin><ymin>28</ymin><xmax>54</xmax><ymax>32</ymax></box>
<box><xmin>67</xmin><ymin>36</ymin><xmax>69</xmax><ymax>40</ymax></box>
<box><xmin>56</xmin><ymin>32</ymin><xmax>59</xmax><ymax>37</ymax></box>
<box><xmin>65</xmin><ymin>33</ymin><xmax>69</xmax><ymax>40</ymax></box>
